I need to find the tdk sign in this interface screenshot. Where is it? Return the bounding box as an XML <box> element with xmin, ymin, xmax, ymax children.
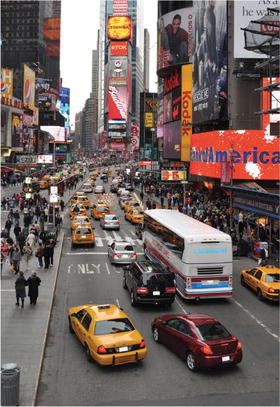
<box><xmin>193</xmin><ymin>248</ymin><xmax>227</xmax><ymax>254</ymax></box>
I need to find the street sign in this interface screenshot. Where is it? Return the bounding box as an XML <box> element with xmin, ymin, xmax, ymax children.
<box><xmin>25</xmin><ymin>193</ymin><xmax>32</xmax><ymax>199</ymax></box>
<box><xmin>181</xmin><ymin>181</ymin><xmax>189</xmax><ymax>184</ymax></box>
<box><xmin>50</xmin><ymin>186</ymin><xmax>58</xmax><ymax>194</ymax></box>
<box><xmin>25</xmin><ymin>177</ymin><xmax>31</xmax><ymax>184</ymax></box>
<box><xmin>50</xmin><ymin>194</ymin><xmax>58</xmax><ymax>203</ymax></box>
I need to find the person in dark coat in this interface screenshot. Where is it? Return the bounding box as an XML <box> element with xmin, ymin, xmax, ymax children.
<box><xmin>15</xmin><ymin>271</ymin><xmax>28</xmax><ymax>308</ymax></box>
<box><xmin>5</xmin><ymin>219</ymin><xmax>12</xmax><ymax>237</ymax></box>
<box><xmin>43</xmin><ymin>240</ymin><xmax>52</xmax><ymax>269</ymax></box>
<box><xmin>27</xmin><ymin>271</ymin><xmax>41</xmax><ymax>305</ymax></box>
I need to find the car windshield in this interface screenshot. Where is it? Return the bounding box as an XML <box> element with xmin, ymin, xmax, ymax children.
<box><xmin>265</xmin><ymin>273</ymin><xmax>280</xmax><ymax>282</ymax></box>
<box><xmin>98</xmin><ymin>207</ymin><xmax>109</xmax><ymax>212</ymax></box>
<box><xmin>76</xmin><ymin>228</ymin><xmax>92</xmax><ymax>234</ymax></box>
<box><xmin>196</xmin><ymin>323</ymin><xmax>231</xmax><ymax>341</ymax></box>
<box><xmin>115</xmin><ymin>244</ymin><xmax>134</xmax><ymax>252</ymax></box>
<box><xmin>94</xmin><ymin>318</ymin><xmax>135</xmax><ymax>335</ymax></box>
<box><xmin>106</xmin><ymin>215</ymin><xmax>117</xmax><ymax>220</ymax></box>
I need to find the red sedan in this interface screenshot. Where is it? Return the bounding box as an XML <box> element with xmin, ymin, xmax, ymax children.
<box><xmin>151</xmin><ymin>313</ymin><xmax>242</xmax><ymax>371</ymax></box>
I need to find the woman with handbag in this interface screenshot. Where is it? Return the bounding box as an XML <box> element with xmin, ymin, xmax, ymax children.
<box><xmin>35</xmin><ymin>243</ymin><xmax>44</xmax><ymax>268</ymax></box>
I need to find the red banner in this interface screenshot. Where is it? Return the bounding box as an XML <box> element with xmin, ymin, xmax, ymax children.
<box><xmin>111</xmin><ymin>41</ymin><xmax>128</xmax><ymax>56</ymax></box>
<box><xmin>220</xmin><ymin>161</ymin><xmax>231</xmax><ymax>183</ymax></box>
<box><xmin>131</xmin><ymin>122</ymin><xmax>139</xmax><ymax>151</ymax></box>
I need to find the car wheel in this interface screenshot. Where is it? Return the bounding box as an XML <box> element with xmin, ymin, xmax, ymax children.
<box><xmin>186</xmin><ymin>352</ymin><xmax>198</xmax><ymax>372</ymax></box>
<box><xmin>241</xmin><ymin>276</ymin><xmax>246</xmax><ymax>287</ymax></box>
<box><xmin>68</xmin><ymin>317</ymin><xmax>74</xmax><ymax>334</ymax></box>
<box><xmin>123</xmin><ymin>276</ymin><xmax>127</xmax><ymax>289</ymax></box>
<box><xmin>130</xmin><ymin>290</ymin><xmax>137</xmax><ymax>306</ymax></box>
<box><xmin>85</xmin><ymin>344</ymin><xmax>93</xmax><ymax>362</ymax></box>
<box><xmin>152</xmin><ymin>326</ymin><xmax>160</xmax><ymax>343</ymax></box>
<box><xmin>257</xmin><ymin>288</ymin><xmax>263</xmax><ymax>301</ymax></box>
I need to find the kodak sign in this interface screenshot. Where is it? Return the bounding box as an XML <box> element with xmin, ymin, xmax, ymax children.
<box><xmin>111</xmin><ymin>41</ymin><xmax>128</xmax><ymax>56</ymax></box>
<box><xmin>181</xmin><ymin>64</ymin><xmax>192</xmax><ymax>162</ymax></box>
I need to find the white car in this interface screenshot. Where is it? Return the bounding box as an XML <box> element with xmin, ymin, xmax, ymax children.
<box><xmin>81</xmin><ymin>184</ymin><xmax>93</xmax><ymax>193</ymax></box>
<box><xmin>94</xmin><ymin>185</ymin><xmax>105</xmax><ymax>194</ymax></box>
<box><xmin>100</xmin><ymin>214</ymin><xmax>120</xmax><ymax>230</ymax></box>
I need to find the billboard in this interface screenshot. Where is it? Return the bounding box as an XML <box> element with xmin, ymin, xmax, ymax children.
<box><xmin>234</xmin><ymin>1</ymin><xmax>280</xmax><ymax>59</ymax></box>
<box><xmin>131</xmin><ymin>122</ymin><xmax>140</xmax><ymax>151</ymax></box>
<box><xmin>110</xmin><ymin>143</ymin><xmax>125</xmax><ymax>150</ymax></box>
<box><xmin>108</xmin><ymin>85</ymin><xmax>129</xmax><ymax>121</ymax></box>
<box><xmin>113</xmin><ymin>0</ymin><xmax>128</xmax><ymax>16</ymax></box>
<box><xmin>157</xmin><ymin>7</ymin><xmax>193</xmax><ymax>70</ymax></box>
<box><xmin>192</xmin><ymin>0</ymin><xmax>227</xmax><ymax>124</ymax></box>
<box><xmin>108</xmin><ymin>16</ymin><xmax>132</xmax><ymax>40</ymax></box>
<box><xmin>163</xmin><ymin>120</ymin><xmax>181</xmax><ymax>160</ymax></box>
<box><xmin>23</xmin><ymin>64</ymin><xmax>35</xmax><ymax>109</ymax></box>
<box><xmin>44</xmin><ymin>17</ymin><xmax>61</xmax><ymax>56</ymax></box>
<box><xmin>35</xmin><ymin>78</ymin><xmax>58</xmax><ymax>111</ymax></box>
<box><xmin>1</xmin><ymin>69</ymin><xmax>13</xmax><ymax>98</ymax></box>
<box><xmin>37</xmin><ymin>155</ymin><xmax>53</xmax><ymax>164</ymax></box>
<box><xmin>11</xmin><ymin>113</ymin><xmax>23</xmax><ymax>149</ymax></box>
<box><xmin>40</xmin><ymin>126</ymin><xmax>66</xmax><ymax>142</ymax></box>
<box><xmin>163</xmin><ymin>68</ymin><xmax>181</xmax><ymax>124</ymax></box>
<box><xmin>108</xmin><ymin>56</ymin><xmax>128</xmax><ymax>86</ymax></box>
<box><xmin>110</xmin><ymin>41</ymin><xmax>128</xmax><ymax>56</ymax></box>
<box><xmin>57</xmin><ymin>87</ymin><xmax>70</xmax><ymax>129</ymax></box>
<box><xmin>181</xmin><ymin>64</ymin><xmax>192</xmax><ymax>162</ymax></box>
<box><xmin>161</xmin><ymin>170</ymin><xmax>186</xmax><ymax>181</ymax></box>
<box><xmin>190</xmin><ymin>130</ymin><xmax>280</xmax><ymax>180</ymax></box>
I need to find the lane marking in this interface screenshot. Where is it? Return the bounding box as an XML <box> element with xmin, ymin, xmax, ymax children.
<box><xmin>232</xmin><ymin>298</ymin><xmax>279</xmax><ymax>341</ymax></box>
<box><xmin>65</xmin><ymin>252</ymin><xmax>144</xmax><ymax>255</ymax></box>
<box><xmin>105</xmin><ymin>262</ymin><xmax>110</xmax><ymax>275</ymax></box>
<box><xmin>1</xmin><ymin>289</ymin><xmax>14</xmax><ymax>292</ymax></box>
<box><xmin>175</xmin><ymin>297</ymin><xmax>188</xmax><ymax>314</ymax></box>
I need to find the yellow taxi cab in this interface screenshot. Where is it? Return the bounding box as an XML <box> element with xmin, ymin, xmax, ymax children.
<box><xmin>123</xmin><ymin>200</ymin><xmax>141</xmax><ymax>213</ymax></box>
<box><xmin>69</xmin><ymin>203</ymin><xmax>87</xmax><ymax>218</ymax></box>
<box><xmin>38</xmin><ymin>179</ymin><xmax>50</xmax><ymax>189</ymax></box>
<box><xmin>71</xmin><ymin>191</ymin><xmax>87</xmax><ymax>203</ymax></box>
<box><xmin>68</xmin><ymin>303</ymin><xmax>147</xmax><ymax>365</ymax></box>
<box><xmin>125</xmin><ymin>208</ymin><xmax>144</xmax><ymax>224</ymax></box>
<box><xmin>70</xmin><ymin>215</ymin><xmax>92</xmax><ymax>231</ymax></box>
<box><xmin>240</xmin><ymin>265</ymin><xmax>279</xmax><ymax>301</ymax></box>
<box><xmin>72</xmin><ymin>226</ymin><xmax>95</xmax><ymax>247</ymax></box>
<box><xmin>76</xmin><ymin>195</ymin><xmax>90</xmax><ymax>209</ymax></box>
<box><xmin>90</xmin><ymin>203</ymin><xmax>112</xmax><ymax>220</ymax></box>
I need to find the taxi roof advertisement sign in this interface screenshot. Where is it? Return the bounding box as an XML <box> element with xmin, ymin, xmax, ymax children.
<box><xmin>190</xmin><ymin>130</ymin><xmax>280</xmax><ymax>180</ymax></box>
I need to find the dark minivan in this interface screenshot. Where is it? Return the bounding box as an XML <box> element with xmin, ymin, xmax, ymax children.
<box><xmin>123</xmin><ymin>260</ymin><xmax>176</xmax><ymax>307</ymax></box>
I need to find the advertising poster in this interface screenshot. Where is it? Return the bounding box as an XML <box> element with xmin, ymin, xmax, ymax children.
<box><xmin>157</xmin><ymin>78</ymin><xmax>164</xmax><ymax>138</ymax></box>
<box><xmin>40</xmin><ymin>126</ymin><xmax>66</xmax><ymax>142</ymax></box>
<box><xmin>192</xmin><ymin>0</ymin><xmax>227</xmax><ymax>124</ymax></box>
<box><xmin>157</xmin><ymin>6</ymin><xmax>193</xmax><ymax>70</ymax></box>
<box><xmin>108</xmin><ymin>85</ymin><xmax>129</xmax><ymax>121</ymax></box>
<box><xmin>23</xmin><ymin>64</ymin><xmax>35</xmax><ymax>109</ymax></box>
<box><xmin>190</xmin><ymin>130</ymin><xmax>280</xmax><ymax>180</ymax></box>
<box><xmin>108</xmin><ymin>16</ymin><xmax>132</xmax><ymax>40</ymax></box>
<box><xmin>161</xmin><ymin>170</ymin><xmax>186</xmax><ymax>181</ymax></box>
<box><xmin>44</xmin><ymin>18</ymin><xmax>61</xmax><ymax>57</ymax></box>
<box><xmin>163</xmin><ymin>120</ymin><xmax>181</xmax><ymax>160</ymax></box>
<box><xmin>1</xmin><ymin>107</ymin><xmax>9</xmax><ymax>146</ymax></box>
<box><xmin>113</xmin><ymin>0</ymin><xmax>128</xmax><ymax>16</ymax></box>
<box><xmin>58</xmin><ymin>87</ymin><xmax>70</xmax><ymax>129</ymax></box>
<box><xmin>11</xmin><ymin>113</ymin><xmax>23</xmax><ymax>149</ymax></box>
<box><xmin>181</xmin><ymin>64</ymin><xmax>192</xmax><ymax>162</ymax></box>
<box><xmin>234</xmin><ymin>1</ymin><xmax>280</xmax><ymax>59</ymax></box>
<box><xmin>1</xmin><ymin>68</ymin><xmax>13</xmax><ymax>98</ymax></box>
<box><xmin>131</xmin><ymin>122</ymin><xmax>140</xmax><ymax>151</ymax></box>
<box><xmin>108</xmin><ymin>57</ymin><xmax>128</xmax><ymax>86</ymax></box>
<box><xmin>110</xmin><ymin>41</ymin><xmax>128</xmax><ymax>56</ymax></box>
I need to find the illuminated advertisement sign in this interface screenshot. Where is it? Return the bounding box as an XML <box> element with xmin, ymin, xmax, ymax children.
<box><xmin>181</xmin><ymin>64</ymin><xmax>192</xmax><ymax>162</ymax></box>
<box><xmin>234</xmin><ymin>1</ymin><xmax>280</xmax><ymax>58</ymax></box>
<box><xmin>110</xmin><ymin>143</ymin><xmax>125</xmax><ymax>150</ymax></box>
<box><xmin>262</xmin><ymin>77</ymin><xmax>280</xmax><ymax>135</ymax></box>
<box><xmin>163</xmin><ymin>69</ymin><xmax>181</xmax><ymax>124</ymax></box>
<box><xmin>108</xmin><ymin>131</ymin><xmax>127</xmax><ymax>138</ymax></box>
<box><xmin>113</xmin><ymin>0</ymin><xmax>128</xmax><ymax>16</ymax></box>
<box><xmin>157</xmin><ymin>7</ymin><xmax>193</xmax><ymax>71</ymax></box>
<box><xmin>163</xmin><ymin>120</ymin><xmax>181</xmax><ymax>160</ymax></box>
<box><xmin>131</xmin><ymin>122</ymin><xmax>140</xmax><ymax>151</ymax></box>
<box><xmin>37</xmin><ymin>155</ymin><xmax>53</xmax><ymax>164</ymax></box>
<box><xmin>108</xmin><ymin>57</ymin><xmax>128</xmax><ymax>86</ymax></box>
<box><xmin>1</xmin><ymin>69</ymin><xmax>13</xmax><ymax>98</ymax></box>
<box><xmin>190</xmin><ymin>130</ymin><xmax>280</xmax><ymax>180</ymax></box>
<box><xmin>108</xmin><ymin>16</ymin><xmax>132</xmax><ymax>40</ymax></box>
<box><xmin>44</xmin><ymin>18</ymin><xmax>61</xmax><ymax>56</ymax></box>
<box><xmin>57</xmin><ymin>87</ymin><xmax>70</xmax><ymax>129</ymax></box>
<box><xmin>110</xmin><ymin>41</ymin><xmax>128</xmax><ymax>56</ymax></box>
<box><xmin>11</xmin><ymin>113</ymin><xmax>23</xmax><ymax>149</ymax></box>
<box><xmin>193</xmin><ymin>0</ymin><xmax>227</xmax><ymax>124</ymax></box>
<box><xmin>23</xmin><ymin>64</ymin><xmax>35</xmax><ymax>109</ymax></box>
<box><xmin>40</xmin><ymin>126</ymin><xmax>66</xmax><ymax>142</ymax></box>
<box><xmin>108</xmin><ymin>86</ymin><xmax>128</xmax><ymax>121</ymax></box>
<box><xmin>161</xmin><ymin>170</ymin><xmax>186</xmax><ymax>181</ymax></box>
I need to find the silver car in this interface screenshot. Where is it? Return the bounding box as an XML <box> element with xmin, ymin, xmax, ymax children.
<box><xmin>100</xmin><ymin>214</ymin><xmax>120</xmax><ymax>230</ymax></box>
<box><xmin>94</xmin><ymin>185</ymin><xmax>105</xmax><ymax>194</ymax></box>
<box><xmin>108</xmin><ymin>241</ymin><xmax>137</xmax><ymax>265</ymax></box>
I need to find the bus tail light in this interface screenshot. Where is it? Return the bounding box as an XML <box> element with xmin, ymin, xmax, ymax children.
<box><xmin>228</xmin><ymin>276</ymin><xmax>232</xmax><ymax>287</ymax></box>
<box><xmin>136</xmin><ymin>287</ymin><xmax>148</xmax><ymax>294</ymax></box>
<box><xmin>165</xmin><ymin>287</ymin><xmax>176</xmax><ymax>293</ymax></box>
<box><xmin>186</xmin><ymin>278</ymin><xmax>191</xmax><ymax>289</ymax></box>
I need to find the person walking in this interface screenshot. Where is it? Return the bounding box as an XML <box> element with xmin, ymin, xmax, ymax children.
<box><xmin>27</xmin><ymin>271</ymin><xmax>41</xmax><ymax>305</ymax></box>
<box><xmin>35</xmin><ymin>242</ymin><xmax>44</xmax><ymax>268</ymax></box>
<box><xmin>11</xmin><ymin>246</ymin><xmax>21</xmax><ymax>274</ymax></box>
<box><xmin>43</xmin><ymin>240</ymin><xmax>52</xmax><ymax>269</ymax></box>
<box><xmin>13</xmin><ymin>222</ymin><xmax>21</xmax><ymax>244</ymax></box>
<box><xmin>26</xmin><ymin>231</ymin><xmax>36</xmax><ymax>250</ymax></box>
<box><xmin>4</xmin><ymin>218</ymin><xmax>12</xmax><ymax>237</ymax></box>
<box><xmin>15</xmin><ymin>271</ymin><xmax>28</xmax><ymax>308</ymax></box>
<box><xmin>60</xmin><ymin>199</ymin><xmax>65</xmax><ymax>212</ymax></box>
<box><xmin>22</xmin><ymin>242</ymin><xmax>33</xmax><ymax>271</ymax></box>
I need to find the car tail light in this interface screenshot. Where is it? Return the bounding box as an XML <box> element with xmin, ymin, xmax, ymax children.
<box><xmin>132</xmin><ymin>254</ymin><xmax>137</xmax><ymax>258</ymax></box>
<box><xmin>114</xmin><ymin>254</ymin><xmax>120</xmax><ymax>258</ymax></box>
<box><xmin>268</xmin><ymin>287</ymin><xmax>275</xmax><ymax>293</ymax></box>
<box><xmin>136</xmin><ymin>287</ymin><xmax>148</xmax><ymax>294</ymax></box>
<box><xmin>139</xmin><ymin>339</ymin><xmax>145</xmax><ymax>348</ymax></box>
<box><xmin>97</xmin><ymin>345</ymin><xmax>107</xmax><ymax>354</ymax></box>
<box><xmin>165</xmin><ymin>287</ymin><xmax>176</xmax><ymax>293</ymax></box>
<box><xmin>200</xmin><ymin>345</ymin><xmax>213</xmax><ymax>355</ymax></box>
<box><xmin>236</xmin><ymin>340</ymin><xmax>242</xmax><ymax>351</ymax></box>
<box><xmin>229</xmin><ymin>276</ymin><xmax>232</xmax><ymax>287</ymax></box>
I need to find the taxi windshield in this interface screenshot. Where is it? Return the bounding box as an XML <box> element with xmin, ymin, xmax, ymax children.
<box><xmin>265</xmin><ymin>273</ymin><xmax>280</xmax><ymax>282</ymax></box>
<box><xmin>76</xmin><ymin>228</ymin><xmax>92</xmax><ymax>234</ymax></box>
<box><xmin>94</xmin><ymin>318</ymin><xmax>134</xmax><ymax>335</ymax></box>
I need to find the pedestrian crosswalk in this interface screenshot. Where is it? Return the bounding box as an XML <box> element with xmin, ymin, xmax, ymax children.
<box><xmin>67</xmin><ymin>232</ymin><xmax>142</xmax><ymax>247</ymax></box>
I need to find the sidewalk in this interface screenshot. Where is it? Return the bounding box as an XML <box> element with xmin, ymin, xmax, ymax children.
<box><xmin>1</xmin><ymin>176</ymin><xmax>87</xmax><ymax>406</ymax></box>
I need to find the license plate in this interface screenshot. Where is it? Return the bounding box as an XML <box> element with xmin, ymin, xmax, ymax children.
<box><xmin>122</xmin><ymin>255</ymin><xmax>129</xmax><ymax>258</ymax></box>
<box><xmin>222</xmin><ymin>356</ymin><xmax>230</xmax><ymax>362</ymax></box>
<box><xmin>153</xmin><ymin>291</ymin><xmax>160</xmax><ymax>295</ymax></box>
<box><xmin>81</xmin><ymin>236</ymin><xmax>86</xmax><ymax>239</ymax></box>
<box><xmin>119</xmin><ymin>346</ymin><xmax>128</xmax><ymax>352</ymax></box>
<box><xmin>202</xmin><ymin>280</ymin><xmax>217</xmax><ymax>285</ymax></box>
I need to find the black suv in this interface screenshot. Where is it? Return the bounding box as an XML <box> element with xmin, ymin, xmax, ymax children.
<box><xmin>123</xmin><ymin>260</ymin><xmax>176</xmax><ymax>307</ymax></box>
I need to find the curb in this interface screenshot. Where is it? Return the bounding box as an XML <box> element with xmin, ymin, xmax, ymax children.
<box><xmin>31</xmin><ymin>231</ymin><xmax>65</xmax><ymax>406</ymax></box>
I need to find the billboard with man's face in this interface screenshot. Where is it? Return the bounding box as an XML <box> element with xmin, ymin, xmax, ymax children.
<box><xmin>192</xmin><ymin>0</ymin><xmax>227</xmax><ymax>124</ymax></box>
<box><xmin>157</xmin><ymin>7</ymin><xmax>193</xmax><ymax>71</ymax></box>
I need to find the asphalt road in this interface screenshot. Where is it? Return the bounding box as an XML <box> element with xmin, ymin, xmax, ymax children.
<box><xmin>36</xmin><ymin>175</ymin><xmax>279</xmax><ymax>406</ymax></box>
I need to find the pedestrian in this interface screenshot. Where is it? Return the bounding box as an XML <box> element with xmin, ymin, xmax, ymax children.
<box><xmin>4</xmin><ymin>218</ymin><xmax>12</xmax><ymax>237</ymax></box>
<box><xmin>60</xmin><ymin>199</ymin><xmax>65</xmax><ymax>212</ymax></box>
<box><xmin>22</xmin><ymin>242</ymin><xmax>33</xmax><ymax>271</ymax></box>
<box><xmin>43</xmin><ymin>240</ymin><xmax>52</xmax><ymax>269</ymax></box>
<box><xmin>49</xmin><ymin>239</ymin><xmax>55</xmax><ymax>267</ymax></box>
<box><xmin>26</xmin><ymin>231</ymin><xmax>36</xmax><ymax>249</ymax></box>
<box><xmin>140</xmin><ymin>191</ymin><xmax>144</xmax><ymax>201</ymax></box>
<box><xmin>146</xmin><ymin>198</ymin><xmax>152</xmax><ymax>210</ymax></box>
<box><xmin>258</xmin><ymin>247</ymin><xmax>268</xmax><ymax>266</ymax></box>
<box><xmin>27</xmin><ymin>271</ymin><xmax>41</xmax><ymax>305</ymax></box>
<box><xmin>11</xmin><ymin>246</ymin><xmax>21</xmax><ymax>274</ymax></box>
<box><xmin>15</xmin><ymin>271</ymin><xmax>28</xmax><ymax>308</ymax></box>
<box><xmin>55</xmin><ymin>213</ymin><xmax>62</xmax><ymax>232</ymax></box>
<box><xmin>160</xmin><ymin>196</ymin><xmax>164</xmax><ymax>207</ymax></box>
<box><xmin>35</xmin><ymin>242</ymin><xmax>44</xmax><ymax>268</ymax></box>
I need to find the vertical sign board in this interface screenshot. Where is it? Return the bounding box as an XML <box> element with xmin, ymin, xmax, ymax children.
<box><xmin>181</xmin><ymin>64</ymin><xmax>192</xmax><ymax>162</ymax></box>
<box><xmin>23</xmin><ymin>64</ymin><xmax>35</xmax><ymax>109</ymax></box>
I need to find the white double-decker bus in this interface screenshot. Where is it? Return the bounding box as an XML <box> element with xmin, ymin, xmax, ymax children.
<box><xmin>143</xmin><ymin>210</ymin><xmax>233</xmax><ymax>300</ymax></box>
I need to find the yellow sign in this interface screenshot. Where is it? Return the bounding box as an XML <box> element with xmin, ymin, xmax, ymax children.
<box><xmin>23</xmin><ymin>64</ymin><xmax>35</xmax><ymax>109</ymax></box>
<box><xmin>161</xmin><ymin>170</ymin><xmax>186</xmax><ymax>181</ymax></box>
<box><xmin>145</xmin><ymin>113</ymin><xmax>153</xmax><ymax>128</ymax></box>
<box><xmin>108</xmin><ymin>16</ymin><xmax>131</xmax><ymax>40</ymax></box>
<box><xmin>1</xmin><ymin>68</ymin><xmax>13</xmax><ymax>98</ymax></box>
<box><xmin>181</xmin><ymin>64</ymin><xmax>192</xmax><ymax>162</ymax></box>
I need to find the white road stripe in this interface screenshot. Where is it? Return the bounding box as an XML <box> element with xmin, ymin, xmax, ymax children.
<box><xmin>175</xmin><ymin>298</ymin><xmax>189</xmax><ymax>314</ymax></box>
<box><xmin>105</xmin><ymin>262</ymin><xmax>110</xmax><ymax>275</ymax></box>
<box><xmin>95</xmin><ymin>237</ymin><xmax>104</xmax><ymax>247</ymax></box>
<box><xmin>130</xmin><ymin>230</ymin><xmax>136</xmax><ymax>236</ymax></box>
<box><xmin>1</xmin><ymin>289</ymin><xmax>14</xmax><ymax>292</ymax></box>
<box><xmin>65</xmin><ymin>252</ymin><xmax>144</xmax><ymax>255</ymax></box>
<box><xmin>112</xmin><ymin>231</ymin><xmax>122</xmax><ymax>241</ymax></box>
<box><xmin>232</xmin><ymin>298</ymin><xmax>279</xmax><ymax>341</ymax></box>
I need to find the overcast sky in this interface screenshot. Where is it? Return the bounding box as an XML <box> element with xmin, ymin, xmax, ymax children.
<box><xmin>60</xmin><ymin>0</ymin><xmax>158</xmax><ymax>127</ymax></box>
